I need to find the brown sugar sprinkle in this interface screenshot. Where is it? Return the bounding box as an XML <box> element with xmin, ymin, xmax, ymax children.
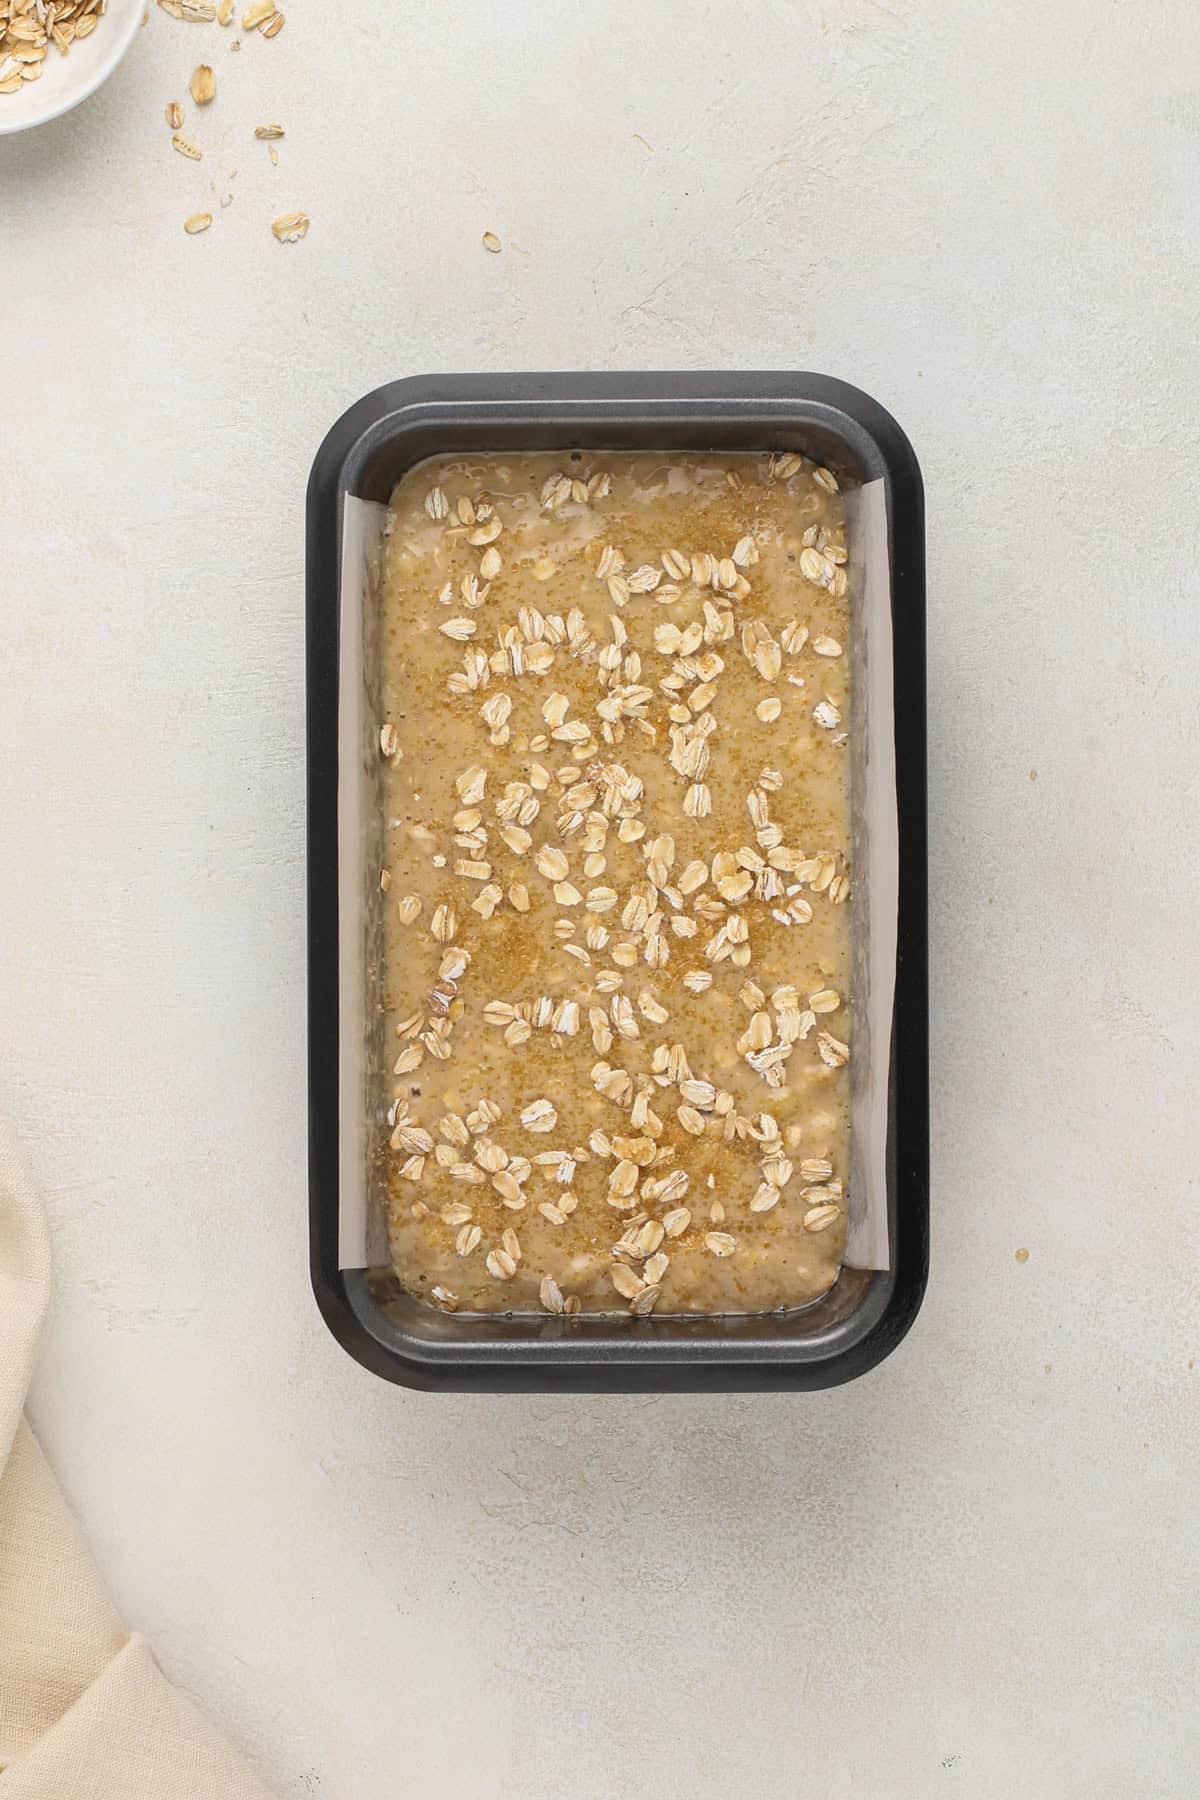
<box><xmin>380</xmin><ymin>451</ymin><xmax>852</xmax><ymax>1318</ymax></box>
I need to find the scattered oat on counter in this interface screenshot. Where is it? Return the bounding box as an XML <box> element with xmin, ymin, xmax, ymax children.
<box><xmin>0</xmin><ymin>0</ymin><xmax>108</xmax><ymax>94</ymax></box>
<box><xmin>482</xmin><ymin>231</ymin><xmax>502</xmax><ymax>253</ymax></box>
<box><xmin>156</xmin><ymin>0</ymin><xmax>302</xmax><ymax>243</ymax></box>
<box><xmin>271</xmin><ymin>209</ymin><xmax>308</xmax><ymax>242</ymax></box>
<box><xmin>158</xmin><ymin>0</ymin><xmax>215</xmax><ymax>19</ymax></box>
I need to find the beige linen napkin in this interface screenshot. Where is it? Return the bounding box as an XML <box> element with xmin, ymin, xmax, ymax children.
<box><xmin>0</xmin><ymin>1121</ymin><xmax>276</xmax><ymax>1798</ymax></box>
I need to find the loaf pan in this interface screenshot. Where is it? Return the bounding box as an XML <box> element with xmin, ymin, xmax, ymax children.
<box><xmin>307</xmin><ymin>372</ymin><xmax>927</xmax><ymax>1392</ymax></box>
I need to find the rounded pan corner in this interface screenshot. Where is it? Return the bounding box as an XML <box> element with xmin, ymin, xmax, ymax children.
<box><xmin>857</xmin><ymin>1235</ymin><xmax>929</xmax><ymax>1384</ymax></box>
<box><xmin>306</xmin><ymin>374</ymin><xmax>496</xmax><ymax>512</ymax></box>
<box><xmin>802</xmin><ymin>373</ymin><xmax>924</xmax><ymax>494</ymax></box>
<box><xmin>307</xmin><ymin>376</ymin><xmax>429</xmax><ymax>501</ymax></box>
<box><xmin>308</xmin><ymin>1262</ymin><xmax>435</xmax><ymax>1392</ymax></box>
<box><xmin>768</xmin><ymin>1252</ymin><xmax>929</xmax><ymax>1392</ymax></box>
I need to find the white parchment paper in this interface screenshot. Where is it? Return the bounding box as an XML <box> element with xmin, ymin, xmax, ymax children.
<box><xmin>843</xmin><ymin>477</ymin><xmax>896</xmax><ymax>1271</ymax></box>
<box><xmin>336</xmin><ymin>494</ymin><xmax>387</xmax><ymax>1271</ymax></box>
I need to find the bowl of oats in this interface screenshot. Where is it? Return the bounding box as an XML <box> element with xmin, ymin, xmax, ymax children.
<box><xmin>307</xmin><ymin>372</ymin><xmax>928</xmax><ymax>1392</ymax></box>
<box><xmin>0</xmin><ymin>0</ymin><xmax>143</xmax><ymax>135</ymax></box>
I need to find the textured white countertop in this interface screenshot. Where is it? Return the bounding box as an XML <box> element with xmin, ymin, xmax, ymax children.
<box><xmin>3</xmin><ymin>4</ymin><xmax>1198</xmax><ymax>1795</ymax></box>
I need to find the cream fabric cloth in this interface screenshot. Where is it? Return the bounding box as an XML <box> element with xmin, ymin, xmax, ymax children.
<box><xmin>0</xmin><ymin>1122</ymin><xmax>276</xmax><ymax>1797</ymax></box>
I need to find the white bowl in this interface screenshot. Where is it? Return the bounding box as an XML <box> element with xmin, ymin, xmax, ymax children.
<box><xmin>0</xmin><ymin>0</ymin><xmax>144</xmax><ymax>136</ymax></box>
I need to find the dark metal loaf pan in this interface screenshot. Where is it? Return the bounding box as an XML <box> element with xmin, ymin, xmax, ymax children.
<box><xmin>307</xmin><ymin>372</ymin><xmax>927</xmax><ymax>1392</ymax></box>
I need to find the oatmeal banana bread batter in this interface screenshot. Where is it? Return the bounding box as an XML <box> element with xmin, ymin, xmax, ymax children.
<box><xmin>378</xmin><ymin>451</ymin><xmax>851</xmax><ymax>1317</ymax></box>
